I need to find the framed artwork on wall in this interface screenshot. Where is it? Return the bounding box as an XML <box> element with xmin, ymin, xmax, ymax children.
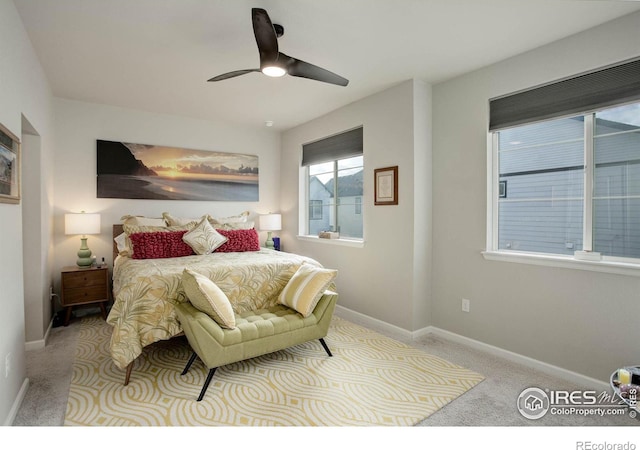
<box><xmin>0</xmin><ymin>122</ymin><xmax>21</xmax><ymax>205</ymax></box>
<box><xmin>96</xmin><ymin>139</ymin><xmax>259</xmax><ymax>201</ymax></box>
<box><xmin>374</xmin><ymin>165</ymin><xmax>398</xmax><ymax>206</ymax></box>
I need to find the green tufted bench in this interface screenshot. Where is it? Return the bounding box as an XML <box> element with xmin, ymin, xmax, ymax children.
<box><xmin>174</xmin><ymin>290</ymin><xmax>338</xmax><ymax>401</ymax></box>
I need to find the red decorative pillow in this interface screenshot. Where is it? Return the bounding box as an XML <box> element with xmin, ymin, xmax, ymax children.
<box><xmin>215</xmin><ymin>228</ymin><xmax>260</xmax><ymax>252</ymax></box>
<box><xmin>129</xmin><ymin>231</ymin><xmax>195</xmax><ymax>259</ymax></box>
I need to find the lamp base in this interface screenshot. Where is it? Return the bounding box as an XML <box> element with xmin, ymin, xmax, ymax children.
<box><xmin>265</xmin><ymin>231</ymin><xmax>274</xmax><ymax>250</ymax></box>
<box><xmin>77</xmin><ymin>237</ymin><xmax>93</xmax><ymax>268</ymax></box>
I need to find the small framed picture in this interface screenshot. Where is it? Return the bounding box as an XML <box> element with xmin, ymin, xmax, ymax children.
<box><xmin>0</xmin><ymin>122</ymin><xmax>21</xmax><ymax>205</ymax></box>
<box><xmin>374</xmin><ymin>166</ymin><xmax>398</xmax><ymax>206</ymax></box>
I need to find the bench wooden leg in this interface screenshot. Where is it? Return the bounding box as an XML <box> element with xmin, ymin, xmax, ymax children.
<box><xmin>319</xmin><ymin>338</ymin><xmax>333</xmax><ymax>357</ymax></box>
<box><xmin>182</xmin><ymin>351</ymin><xmax>198</xmax><ymax>375</ymax></box>
<box><xmin>124</xmin><ymin>362</ymin><xmax>133</xmax><ymax>386</ymax></box>
<box><xmin>197</xmin><ymin>368</ymin><xmax>217</xmax><ymax>402</ymax></box>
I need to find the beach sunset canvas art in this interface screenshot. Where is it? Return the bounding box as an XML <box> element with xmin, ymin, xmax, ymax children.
<box><xmin>97</xmin><ymin>140</ymin><xmax>258</xmax><ymax>201</ymax></box>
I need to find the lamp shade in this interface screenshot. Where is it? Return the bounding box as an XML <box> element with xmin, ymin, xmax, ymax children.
<box><xmin>259</xmin><ymin>213</ymin><xmax>281</xmax><ymax>231</ymax></box>
<box><xmin>65</xmin><ymin>212</ymin><xmax>101</xmax><ymax>235</ymax></box>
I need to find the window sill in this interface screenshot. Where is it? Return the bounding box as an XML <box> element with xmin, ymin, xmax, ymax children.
<box><xmin>482</xmin><ymin>250</ymin><xmax>640</xmax><ymax>277</ymax></box>
<box><xmin>297</xmin><ymin>235</ymin><xmax>365</xmax><ymax>248</ymax></box>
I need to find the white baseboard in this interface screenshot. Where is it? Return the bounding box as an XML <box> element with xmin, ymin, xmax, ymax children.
<box><xmin>334</xmin><ymin>304</ymin><xmax>416</xmax><ymax>340</ymax></box>
<box><xmin>24</xmin><ymin>318</ymin><xmax>53</xmax><ymax>351</ymax></box>
<box><xmin>428</xmin><ymin>326</ymin><xmax>609</xmax><ymax>391</ymax></box>
<box><xmin>4</xmin><ymin>378</ymin><xmax>29</xmax><ymax>426</ymax></box>
<box><xmin>334</xmin><ymin>305</ymin><xmax>609</xmax><ymax>391</ymax></box>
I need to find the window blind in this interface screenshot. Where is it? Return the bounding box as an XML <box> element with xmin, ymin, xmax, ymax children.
<box><xmin>489</xmin><ymin>58</ymin><xmax>640</xmax><ymax>131</ymax></box>
<box><xmin>302</xmin><ymin>127</ymin><xmax>363</xmax><ymax>166</ymax></box>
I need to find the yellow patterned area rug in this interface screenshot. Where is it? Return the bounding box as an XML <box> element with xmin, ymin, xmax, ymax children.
<box><xmin>64</xmin><ymin>315</ymin><xmax>484</xmax><ymax>426</ymax></box>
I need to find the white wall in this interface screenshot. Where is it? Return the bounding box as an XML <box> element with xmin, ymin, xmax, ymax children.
<box><xmin>412</xmin><ymin>80</ymin><xmax>432</xmax><ymax>329</ymax></box>
<box><xmin>281</xmin><ymin>80</ymin><xmax>432</xmax><ymax>331</ymax></box>
<box><xmin>0</xmin><ymin>0</ymin><xmax>53</xmax><ymax>425</ymax></box>
<box><xmin>432</xmin><ymin>11</ymin><xmax>640</xmax><ymax>382</ymax></box>
<box><xmin>52</xmin><ymin>98</ymin><xmax>281</xmax><ymax>290</ymax></box>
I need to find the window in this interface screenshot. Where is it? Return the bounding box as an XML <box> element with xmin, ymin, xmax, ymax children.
<box><xmin>301</xmin><ymin>127</ymin><xmax>364</xmax><ymax>240</ymax></box>
<box><xmin>309</xmin><ymin>200</ymin><xmax>323</xmax><ymax>220</ymax></box>
<box><xmin>306</xmin><ymin>156</ymin><xmax>364</xmax><ymax>238</ymax></box>
<box><xmin>593</xmin><ymin>105</ymin><xmax>640</xmax><ymax>258</ymax></box>
<box><xmin>495</xmin><ymin>115</ymin><xmax>585</xmax><ymax>255</ymax></box>
<box><xmin>488</xmin><ymin>59</ymin><xmax>640</xmax><ymax>266</ymax></box>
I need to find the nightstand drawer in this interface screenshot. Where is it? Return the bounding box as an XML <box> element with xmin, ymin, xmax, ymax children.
<box><xmin>62</xmin><ymin>285</ymin><xmax>108</xmax><ymax>305</ymax></box>
<box><xmin>60</xmin><ymin>266</ymin><xmax>110</xmax><ymax>325</ymax></box>
<box><xmin>62</xmin><ymin>269</ymin><xmax>105</xmax><ymax>289</ymax></box>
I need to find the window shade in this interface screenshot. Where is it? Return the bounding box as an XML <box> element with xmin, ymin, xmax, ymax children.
<box><xmin>302</xmin><ymin>127</ymin><xmax>363</xmax><ymax>166</ymax></box>
<box><xmin>489</xmin><ymin>58</ymin><xmax>640</xmax><ymax>131</ymax></box>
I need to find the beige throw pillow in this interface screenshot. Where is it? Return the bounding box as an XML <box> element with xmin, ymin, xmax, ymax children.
<box><xmin>278</xmin><ymin>264</ymin><xmax>337</xmax><ymax>317</ymax></box>
<box><xmin>210</xmin><ymin>210</ymin><xmax>250</xmax><ymax>224</ymax></box>
<box><xmin>121</xmin><ymin>215</ymin><xmax>167</xmax><ymax>227</ymax></box>
<box><xmin>162</xmin><ymin>212</ymin><xmax>204</xmax><ymax>227</ymax></box>
<box><xmin>209</xmin><ymin>211</ymin><xmax>251</xmax><ymax>229</ymax></box>
<box><xmin>182</xmin><ymin>268</ymin><xmax>236</xmax><ymax>329</ymax></box>
<box><xmin>213</xmin><ymin>220</ymin><xmax>256</xmax><ymax>231</ymax></box>
<box><xmin>182</xmin><ymin>218</ymin><xmax>228</xmax><ymax>255</ymax></box>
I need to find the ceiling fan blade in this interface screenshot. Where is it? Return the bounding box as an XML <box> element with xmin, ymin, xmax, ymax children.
<box><xmin>207</xmin><ymin>69</ymin><xmax>259</xmax><ymax>82</ymax></box>
<box><xmin>280</xmin><ymin>53</ymin><xmax>349</xmax><ymax>87</ymax></box>
<box><xmin>252</xmin><ymin>8</ymin><xmax>278</xmax><ymax>65</ymax></box>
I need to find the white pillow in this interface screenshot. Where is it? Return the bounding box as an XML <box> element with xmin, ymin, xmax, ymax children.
<box><xmin>182</xmin><ymin>218</ymin><xmax>228</xmax><ymax>255</ymax></box>
<box><xmin>114</xmin><ymin>232</ymin><xmax>128</xmax><ymax>253</ymax></box>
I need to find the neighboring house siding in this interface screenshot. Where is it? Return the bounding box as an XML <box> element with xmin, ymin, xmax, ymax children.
<box><xmin>593</xmin><ymin>120</ymin><xmax>640</xmax><ymax>258</ymax></box>
<box><xmin>309</xmin><ymin>176</ymin><xmax>331</xmax><ymax>235</ymax></box>
<box><xmin>498</xmin><ymin>117</ymin><xmax>640</xmax><ymax>257</ymax></box>
<box><xmin>337</xmin><ymin>195</ymin><xmax>363</xmax><ymax>238</ymax></box>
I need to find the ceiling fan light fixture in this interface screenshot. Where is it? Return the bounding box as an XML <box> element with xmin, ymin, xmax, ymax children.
<box><xmin>261</xmin><ymin>65</ymin><xmax>286</xmax><ymax>77</ymax></box>
<box><xmin>208</xmin><ymin>8</ymin><xmax>348</xmax><ymax>86</ymax></box>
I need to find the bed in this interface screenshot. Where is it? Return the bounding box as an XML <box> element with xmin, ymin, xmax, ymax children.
<box><xmin>107</xmin><ymin>216</ymin><xmax>333</xmax><ymax>384</ymax></box>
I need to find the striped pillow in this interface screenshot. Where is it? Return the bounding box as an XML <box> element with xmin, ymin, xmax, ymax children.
<box><xmin>278</xmin><ymin>264</ymin><xmax>337</xmax><ymax>317</ymax></box>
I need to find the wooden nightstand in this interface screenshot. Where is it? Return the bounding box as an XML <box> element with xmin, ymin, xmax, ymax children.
<box><xmin>61</xmin><ymin>266</ymin><xmax>110</xmax><ymax>326</ymax></box>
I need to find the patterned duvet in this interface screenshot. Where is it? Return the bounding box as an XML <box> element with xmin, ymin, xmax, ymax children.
<box><xmin>107</xmin><ymin>249</ymin><xmax>325</xmax><ymax>369</ymax></box>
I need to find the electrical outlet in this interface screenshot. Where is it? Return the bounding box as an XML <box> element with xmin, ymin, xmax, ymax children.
<box><xmin>5</xmin><ymin>353</ymin><xmax>11</xmax><ymax>378</ymax></box>
<box><xmin>461</xmin><ymin>298</ymin><xmax>470</xmax><ymax>313</ymax></box>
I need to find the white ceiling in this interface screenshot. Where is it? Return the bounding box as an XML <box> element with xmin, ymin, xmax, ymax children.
<box><xmin>13</xmin><ymin>0</ymin><xmax>640</xmax><ymax>131</ymax></box>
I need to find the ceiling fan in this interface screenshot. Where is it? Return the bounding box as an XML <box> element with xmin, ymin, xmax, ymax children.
<box><xmin>207</xmin><ymin>8</ymin><xmax>349</xmax><ymax>86</ymax></box>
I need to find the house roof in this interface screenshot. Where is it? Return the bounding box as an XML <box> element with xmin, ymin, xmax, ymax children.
<box><xmin>320</xmin><ymin>170</ymin><xmax>363</xmax><ymax>197</ymax></box>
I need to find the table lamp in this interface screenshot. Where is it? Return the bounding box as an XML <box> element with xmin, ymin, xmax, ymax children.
<box><xmin>65</xmin><ymin>211</ymin><xmax>101</xmax><ymax>268</ymax></box>
<box><xmin>259</xmin><ymin>213</ymin><xmax>281</xmax><ymax>250</ymax></box>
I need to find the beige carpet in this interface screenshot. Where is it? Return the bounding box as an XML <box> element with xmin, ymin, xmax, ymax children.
<box><xmin>64</xmin><ymin>315</ymin><xmax>484</xmax><ymax>426</ymax></box>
